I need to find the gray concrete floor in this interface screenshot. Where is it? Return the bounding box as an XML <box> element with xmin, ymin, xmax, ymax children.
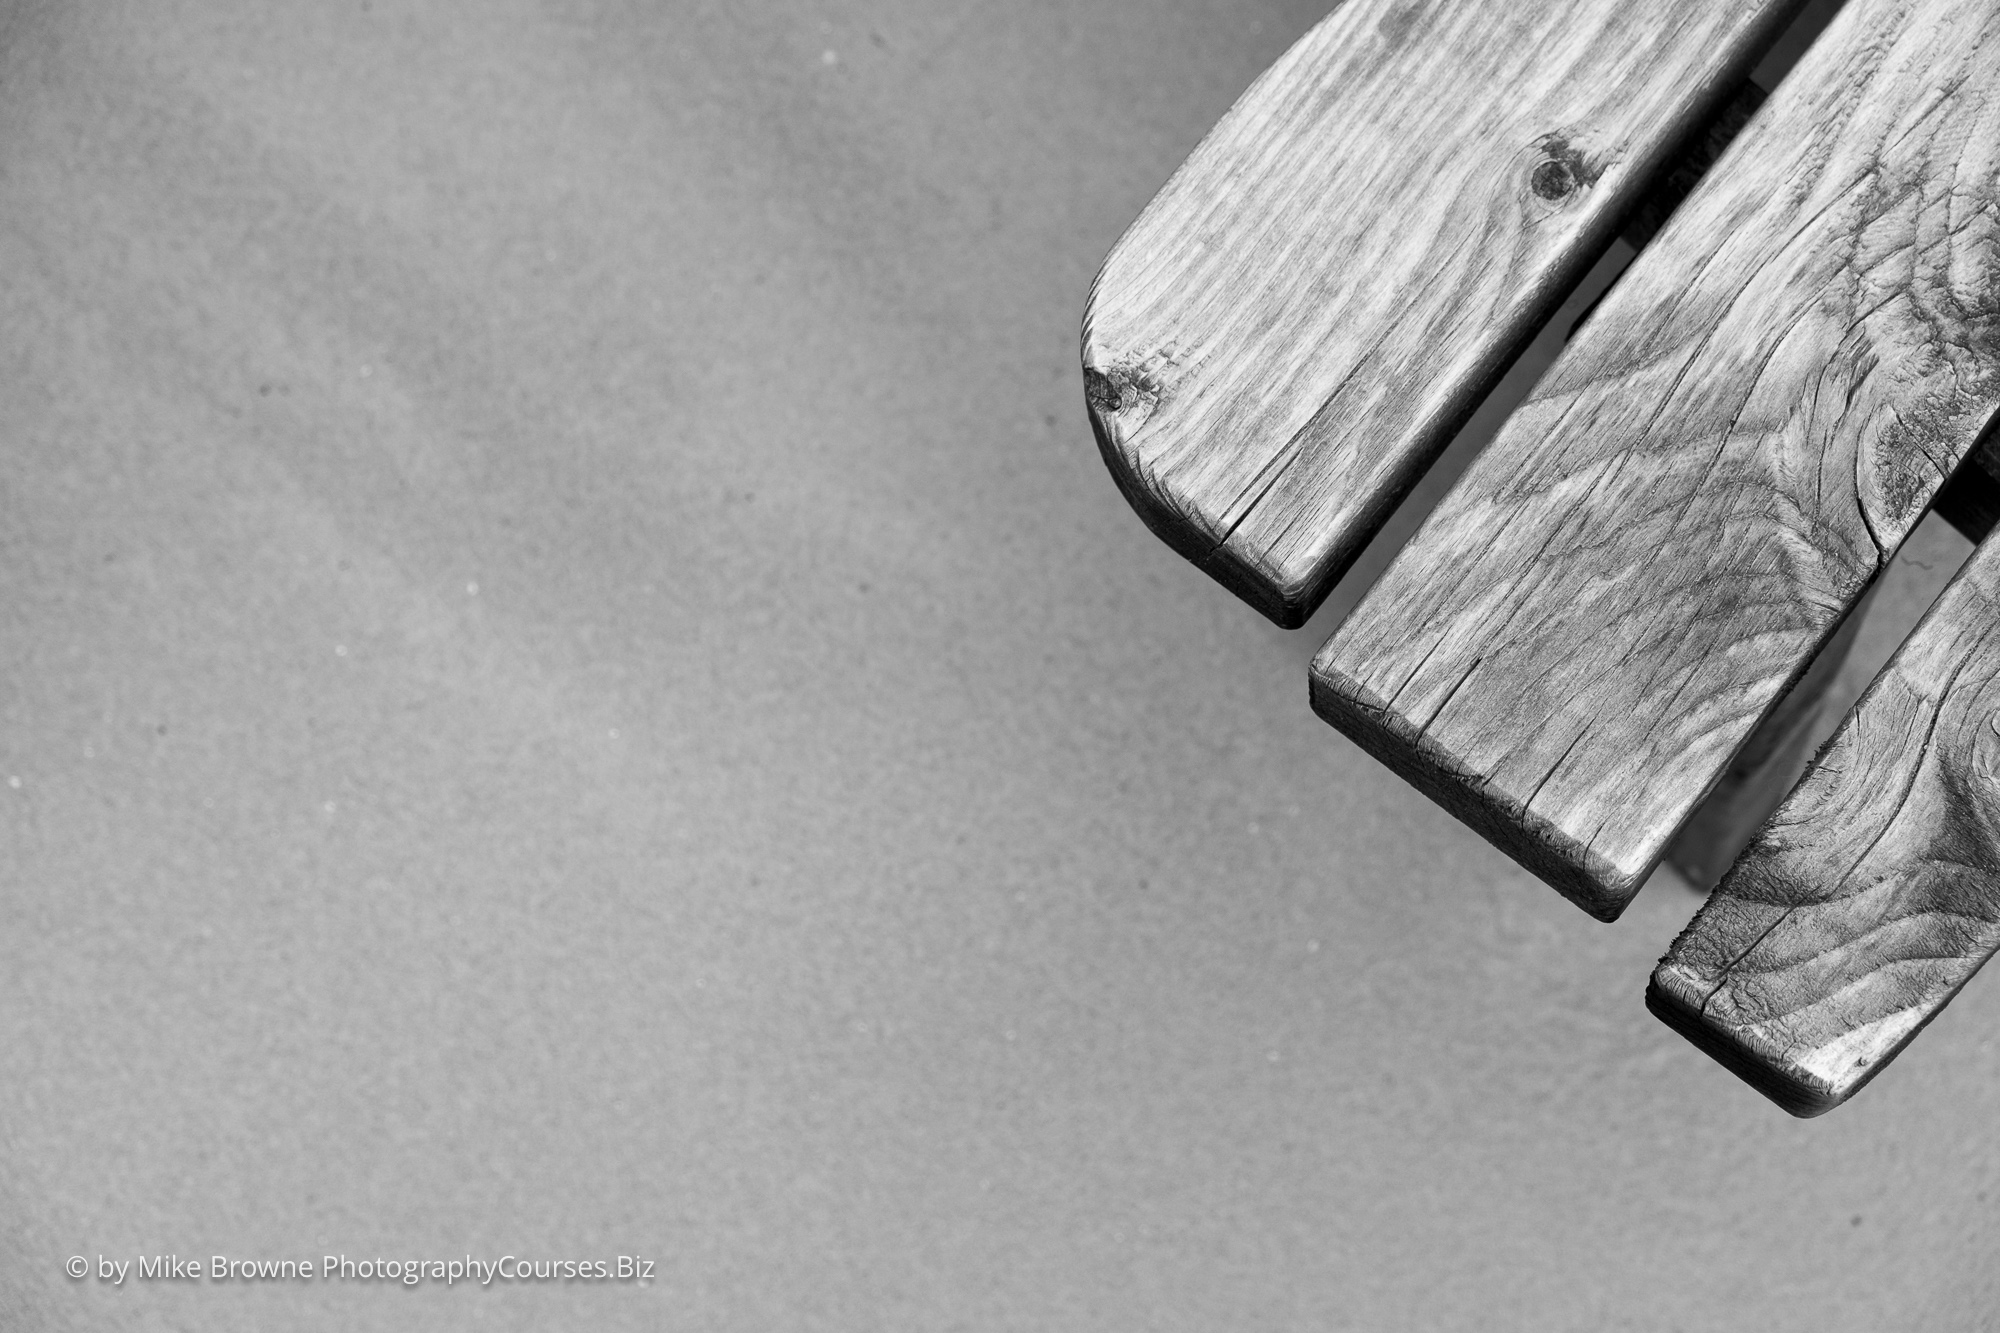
<box><xmin>1</xmin><ymin>1</ymin><xmax>1995</xmax><ymax>1329</ymax></box>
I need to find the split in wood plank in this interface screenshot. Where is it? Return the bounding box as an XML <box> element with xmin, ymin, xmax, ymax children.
<box><xmin>1312</xmin><ymin>0</ymin><xmax>2000</xmax><ymax>919</ymax></box>
<box><xmin>1665</xmin><ymin>584</ymin><xmax>1876</xmax><ymax>892</ymax></box>
<box><xmin>1081</xmin><ymin>0</ymin><xmax>1807</xmax><ymax>626</ymax></box>
<box><xmin>1652</xmin><ymin>526</ymin><xmax>2000</xmax><ymax>1116</ymax></box>
<box><xmin>1935</xmin><ymin>433</ymin><xmax>2000</xmax><ymax>542</ymax></box>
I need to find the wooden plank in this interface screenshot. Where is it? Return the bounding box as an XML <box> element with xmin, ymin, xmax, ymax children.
<box><xmin>1080</xmin><ymin>0</ymin><xmax>1807</xmax><ymax>627</ymax></box>
<box><xmin>1311</xmin><ymin>0</ymin><xmax>2000</xmax><ymax>919</ymax></box>
<box><xmin>1650</xmin><ymin>532</ymin><xmax>2000</xmax><ymax>1116</ymax></box>
<box><xmin>1577</xmin><ymin>75</ymin><xmax>1870</xmax><ymax>894</ymax></box>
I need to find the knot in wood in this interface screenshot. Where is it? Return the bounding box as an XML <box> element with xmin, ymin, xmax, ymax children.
<box><xmin>1529</xmin><ymin>135</ymin><xmax>1596</xmax><ymax>202</ymax></box>
<box><xmin>1083</xmin><ymin>367</ymin><xmax>1126</xmax><ymax>414</ymax></box>
<box><xmin>1531</xmin><ymin>158</ymin><xmax>1576</xmax><ymax>200</ymax></box>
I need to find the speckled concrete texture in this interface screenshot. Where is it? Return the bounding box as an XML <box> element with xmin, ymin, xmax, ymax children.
<box><xmin>1</xmin><ymin>2</ymin><xmax>1996</xmax><ymax>1329</ymax></box>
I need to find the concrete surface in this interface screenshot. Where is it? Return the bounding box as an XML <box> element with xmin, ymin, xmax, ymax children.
<box><xmin>0</xmin><ymin>1</ymin><xmax>1994</xmax><ymax>1328</ymax></box>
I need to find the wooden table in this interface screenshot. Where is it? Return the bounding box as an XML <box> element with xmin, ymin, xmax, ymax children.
<box><xmin>1084</xmin><ymin>0</ymin><xmax>2000</xmax><ymax>1113</ymax></box>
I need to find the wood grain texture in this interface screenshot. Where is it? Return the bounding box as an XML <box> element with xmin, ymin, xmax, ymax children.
<box><xmin>1080</xmin><ymin>0</ymin><xmax>1806</xmax><ymax>626</ymax></box>
<box><xmin>1651</xmin><ymin>533</ymin><xmax>2000</xmax><ymax>1116</ymax></box>
<box><xmin>1312</xmin><ymin>0</ymin><xmax>2000</xmax><ymax>919</ymax></box>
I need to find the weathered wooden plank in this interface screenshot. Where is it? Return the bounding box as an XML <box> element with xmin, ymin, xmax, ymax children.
<box><xmin>1081</xmin><ymin>0</ymin><xmax>1806</xmax><ymax>627</ymax></box>
<box><xmin>1587</xmin><ymin>74</ymin><xmax>1869</xmax><ymax>894</ymax></box>
<box><xmin>1311</xmin><ymin>0</ymin><xmax>2000</xmax><ymax>919</ymax></box>
<box><xmin>1650</xmin><ymin>531</ymin><xmax>2000</xmax><ymax>1116</ymax></box>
